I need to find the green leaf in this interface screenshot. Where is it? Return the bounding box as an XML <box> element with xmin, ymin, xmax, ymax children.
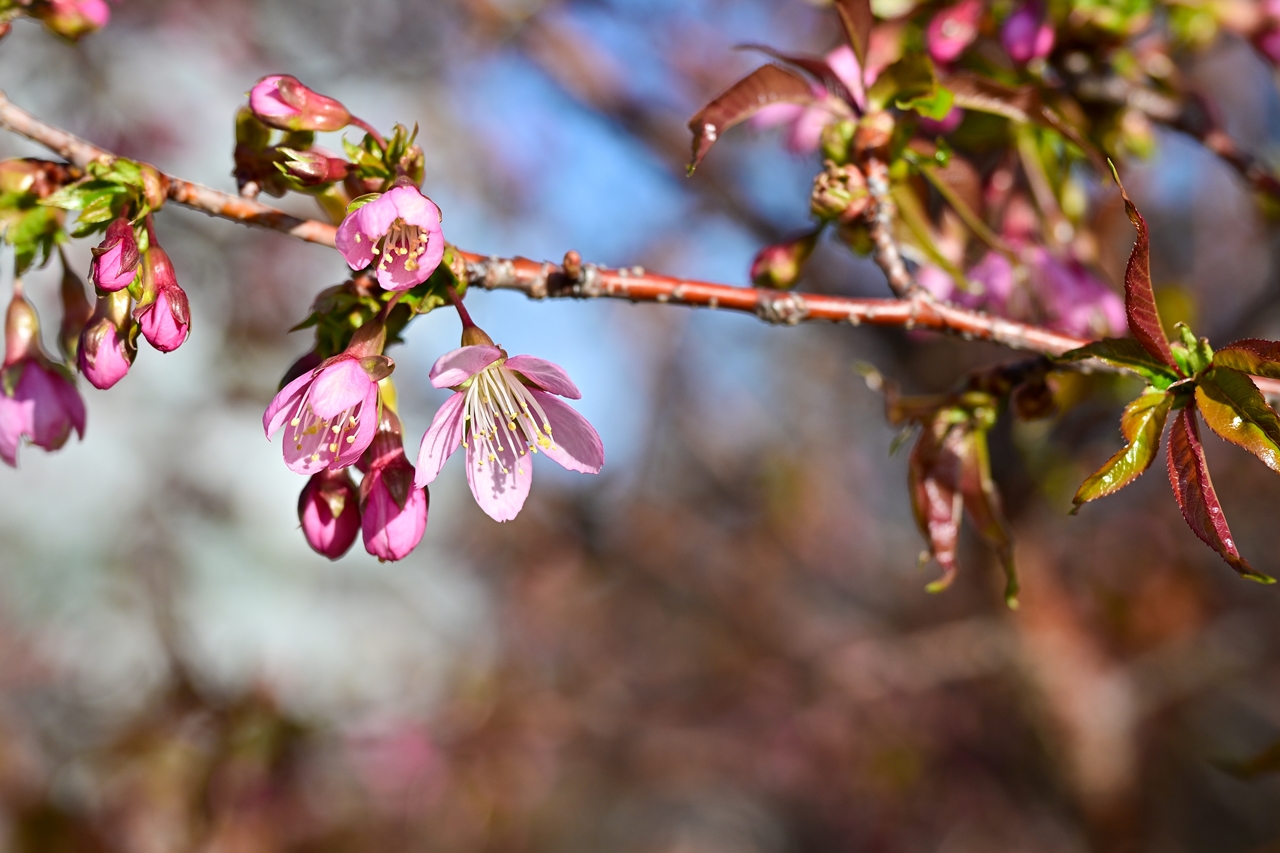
<box><xmin>1072</xmin><ymin>387</ymin><xmax>1172</xmax><ymax>509</ymax></box>
<box><xmin>867</xmin><ymin>53</ymin><xmax>937</xmax><ymax>113</ymax></box>
<box><xmin>901</xmin><ymin>86</ymin><xmax>954</xmax><ymax>121</ymax></box>
<box><xmin>1057</xmin><ymin>338</ymin><xmax>1181</xmax><ymax>388</ymax></box>
<box><xmin>1195</xmin><ymin>368</ymin><xmax>1280</xmax><ymax>475</ymax></box>
<box><xmin>1212</xmin><ymin>339</ymin><xmax>1280</xmax><ymax>379</ymax></box>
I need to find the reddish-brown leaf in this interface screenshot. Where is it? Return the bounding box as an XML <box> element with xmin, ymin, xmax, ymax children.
<box><xmin>834</xmin><ymin>0</ymin><xmax>874</xmax><ymax>69</ymax></box>
<box><xmin>687</xmin><ymin>64</ymin><xmax>817</xmax><ymax>173</ymax></box>
<box><xmin>1212</xmin><ymin>339</ymin><xmax>1280</xmax><ymax>380</ymax></box>
<box><xmin>737</xmin><ymin>45</ymin><xmax>857</xmax><ymax>109</ymax></box>
<box><xmin>908</xmin><ymin>422</ymin><xmax>963</xmax><ymax>592</ymax></box>
<box><xmin>1111</xmin><ymin>168</ymin><xmax>1179</xmax><ymax>371</ymax></box>
<box><xmin>1166</xmin><ymin>406</ymin><xmax>1273</xmax><ymax>582</ymax></box>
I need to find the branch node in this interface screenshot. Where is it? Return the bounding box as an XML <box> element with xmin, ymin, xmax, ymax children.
<box><xmin>756</xmin><ymin>292</ymin><xmax>810</xmax><ymax>326</ymax></box>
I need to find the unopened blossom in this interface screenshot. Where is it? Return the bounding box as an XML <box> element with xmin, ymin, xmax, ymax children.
<box><xmin>361</xmin><ymin>412</ymin><xmax>428</xmax><ymax>561</ymax></box>
<box><xmin>335</xmin><ymin>180</ymin><xmax>445</xmax><ymax>291</ymax></box>
<box><xmin>58</xmin><ymin>261</ymin><xmax>92</xmax><ymax>363</ymax></box>
<box><xmin>927</xmin><ymin>0</ymin><xmax>983</xmax><ymax>65</ymax></box>
<box><xmin>298</xmin><ymin>468</ymin><xmax>361</xmax><ymax>560</ymax></box>
<box><xmin>751</xmin><ymin>231</ymin><xmax>819</xmax><ymax>289</ymax></box>
<box><xmin>1</xmin><ymin>286</ymin><xmax>85</xmax><ymax>467</ymax></box>
<box><xmin>263</xmin><ymin>325</ymin><xmax>392</xmax><ymax>475</ymax></box>
<box><xmin>416</xmin><ymin>328</ymin><xmax>604</xmax><ymax>522</ymax></box>
<box><xmin>134</xmin><ymin>246</ymin><xmax>190</xmax><ymax>353</ymax></box>
<box><xmin>90</xmin><ymin>217</ymin><xmax>139</xmax><ymax>292</ymax></box>
<box><xmin>78</xmin><ymin>289</ymin><xmax>134</xmax><ymax>390</ymax></box>
<box><xmin>1002</xmin><ymin>1</ymin><xmax>1055</xmax><ymax>65</ymax></box>
<box><xmin>248</xmin><ymin>75</ymin><xmax>351</xmax><ymax>133</ymax></box>
<box><xmin>31</xmin><ymin>0</ymin><xmax>110</xmax><ymax>40</ymax></box>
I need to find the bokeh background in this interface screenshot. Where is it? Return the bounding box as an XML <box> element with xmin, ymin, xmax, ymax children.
<box><xmin>3</xmin><ymin>0</ymin><xmax>1280</xmax><ymax>850</ymax></box>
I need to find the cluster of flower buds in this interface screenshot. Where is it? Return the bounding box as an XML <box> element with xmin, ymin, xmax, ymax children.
<box><xmin>810</xmin><ymin>161</ymin><xmax>870</xmax><ymax>224</ymax></box>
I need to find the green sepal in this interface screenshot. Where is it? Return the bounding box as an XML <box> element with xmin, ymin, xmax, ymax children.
<box><xmin>345</xmin><ymin>193</ymin><xmax>382</xmax><ymax>214</ymax></box>
<box><xmin>1057</xmin><ymin>338</ymin><xmax>1181</xmax><ymax>389</ymax></box>
<box><xmin>1168</xmin><ymin>323</ymin><xmax>1213</xmax><ymax>377</ymax></box>
<box><xmin>1072</xmin><ymin>387</ymin><xmax>1173</xmax><ymax>510</ymax></box>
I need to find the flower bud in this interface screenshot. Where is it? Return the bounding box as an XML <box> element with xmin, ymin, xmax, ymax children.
<box><xmin>853</xmin><ymin>111</ymin><xmax>896</xmax><ymax>159</ymax></box>
<box><xmin>278</xmin><ymin>148</ymin><xmax>350</xmax><ymax>187</ymax></box>
<box><xmin>819</xmin><ymin>120</ymin><xmax>856</xmax><ymax>165</ymax></box>
<box><xmin>359</xmin><ymin>411</ymin><xmax>428</xmax><ymax>562</ymax></box>
<box><xmin>78</xmin><ymin>289</ymin><xmax>135</xmax><ymax>390</ymax></box>
<box><xmin>59</xmin><ymin>264</ymin><xmax>93</xmax><ymax>364</ymax></box>
<box><xmin>927</xmin><ymin>0</ymin><xmax>982</xmax><ymax>65</ymax></box>
<box><xmin>811</xmin><ymin>162</ymin><xmax>870</xmax><ymax>224</ymax></box>
<box><xmin>4</xmin><ymin>284</ymin><xmax>39</xmax><ymax>368</ymax></box>
<box><xmin>750</xmin><ymin>230</ymin><xmax>819</xmax><ymax>289</ymax></box>
<box><xmin>298</xmin><ymin>468</ymin><xmax>361</xmax><ymax>560</ymax></box>
<box><xmin>134</xmin><ymin>246</ymin><xmax>190</xmax><ymax>353</ymax></box>
<box><xmin>30</xmin><ymin>0</ymin><xmax>110</xmax><ymax>40</ymax></box>
<box><xmin>249</xmin><ymin>75</ymin><xmax>351</xmax><ymax>133</ymax></box>
<box><xmin>90</xmin><ymin>218</ymin><xmax>140</xmax><ymax>292</ymax></box>
<box><xmin>1002</xmin><ymin>2</ymin><xmax>1055</xmax><ymax>65</ymax></box>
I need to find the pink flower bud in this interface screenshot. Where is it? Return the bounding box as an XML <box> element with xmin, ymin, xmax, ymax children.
<box><xmin>360</xmin><ymin>414</ymin><xmax>427</xmax><ymax>562</ymax></box>
<box><xmin>30</xmin><ymin>0</ymin><xmax>110</xmax><ymax>40</ymax></box>
<box><xmin>750</xmin><ymin>231</ymin><xmax>819</xmax><ymax>289</ymax></box>
<box><xmin>298</xmin><ymin>468</ymin><xmax>362</xmax><ymax>560</ymax></box>
<box><xmin>279</xmin><ymin>148</ymin><xmax>350</xmax><ymax>187</ymax></box>
<box><xmin>1</xmin><ymin>287</ymin><xmax>86</xmax><ymax>467</ymax></box>
<box><xmin>90</xmin><ymin>218</ymin><xmax>140</xmax><ymax>292</ymax></box>
<box><xmin>248</xmin><ymin>75</ymin><xmax>351</xmax><ymax>133</ymax></box>
<box><xmin>135</xmin><ymin>246</ymin><xmax>190</xmax><ymax>353</ymax></box>
<box><xmin>1002</xmin><ymin>2</ymin><xmax>1055</xmax><ymax>65</ymax></box>
<box><xmin>59</xmin><ymin>263</ymin><xmax>93</xmax><ymax>364</ymax></box>
<box><xmin>927</xmin><ymin>0</ymin><xmax>983</xmax><ymax>65</ymax></box>
<box><xmin>78</xmin><ymin>290</ymin><xmax>134</xmax><ymax>390</ymax></box>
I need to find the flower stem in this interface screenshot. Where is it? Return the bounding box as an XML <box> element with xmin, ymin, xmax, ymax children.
<box><xmin>447</xmin><ymin>284</ymin><xmax>475</xmax><ymax>329</ymax></box>
<box><xmin>349</xmin><ymin>117</ymin><xmax>386</xmax><ymax>149</ymax></box>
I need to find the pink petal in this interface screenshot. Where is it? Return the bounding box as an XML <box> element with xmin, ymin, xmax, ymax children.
<box><xmin>309</xmin><ymin>357</ymin><xmax>373</xmax><ymax>419</ymax></box>
<box><xmin>283</xmin><ymin>418</ymin><xmax>333</xmax><ymax>475</ymax></box>
<box><xmin>249</xmin><ymin>76</ymin><xmax>296</xmax><ymax>119</ymax></box>
<box><xmin>529</xmin><ymin>390</ymin><xmax>603</xmax><ymax>474</ymax></box>
<box><xmin>826</xmin><ymin>44</ymin><xmax>866</xmax><ymax>108</ymax></box>
<box><xmin>750</xmin><ymin>102</ymin><xmax>806</xmax><ymax>131</ymax></box>
<box><xmin>465</xmin><ymin>433</ymin><xmax>532</xmax><ymax>522</ymax></box>
<box><xmin>429</xmin><ymin>345</ymin><xmax>504</xmax><ymax>388</ymax></box>
<box><xmin>388</xmin><ymin>186</ymin><xmax>442</xmax><ymax>230</ymax></box>
<box><xmin>336</xmin><ymin>213</ymin><xmax>376</xmax><ymax>271</ymax></box>
<box><xmin>21</xmin><ymin>367</ymin><xmax>71</xmax><ymax>450</ymax></box>
<box><xmin>504</xmin><ymin>355</ymin><xmax>581</xmax><ymax>399</ymax></box>
<box><xmin>0</xmin><ymin>395</ymin><xmax>25</xmax><ymax>467</ymax></box>
<box><xmin>354</xmin><ymin>193</ymin><xmax>400</xmax><ymax>241</ymax></box>
<box><xmin>373</xmin><ymin>242</ymin><xmax>437</xmax><ymax>291</ymax></box>
<box><xmin>264</xmin><ymin>370</ymin><xmax>314</xmax><ymax>437</ymax></box>
<box><xmin>333</xmin><ymin>386</ymin><xmax>379</xmax><ymax>469</ymax></box>
<box><xmin>362</xmin><ymin>478</ymin><xmax>428</xmax><ymax>561</ymax></box>
<box><xmin>415</xmin><ymin>392</ymin><xmax>465</xmax><ymax>487</ymax></box>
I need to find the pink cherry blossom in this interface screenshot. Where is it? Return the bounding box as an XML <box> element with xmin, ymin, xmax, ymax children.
<box><xmin>90</xmin><ymin>218</ymin><xmax>139</xmax><ymax>292</ymax></box>
<box><xmin>135</xmin><ymin>246</ymin><xmax>190</xmax><ymax>353</ymax></box>
<box><xmin>927</xmin><ymin>0</ymin><xmax>983</xmax><ymax>65</ymax></box>
<box><xmin>0</xmin><ymin>362</ymin><xmax>87</xmax><ymax>467</ymax></box>
<box><xmin>1</xmin><ymin>289</ymin><xmax>85</xmax><ymax>467</ymax></box>
<box><xmin>335</xmin><ymin>181</ymin><xmax>445</xmax><ymax>291</ymax></box>
<box><xmin>298</xmin><ymin>468</ymin><xmax>361</xmax><ymax>560</ymax></box>
<box><xmin>263</xmin><ymin>352</ymin><xmax>389</xmax><ymax>475</ymax></box>
<box><xmin>416</xmin><ymin>343</ymin><xmax>603</xmax><ymax>522</ymax></box>
<box><xmin>361</xmin><ymin>420</ymin><xmax>428</xmax><ymax>561</ymax></box>
<box><xmin>248</xmin><ymin>75</ymin><xmax>351</xmax><ymax>133</ymax></box>
<box><xmin>1002</xmin><ymin>1</ymin><xmax>1055</xmax><ymax>65</ymax></box>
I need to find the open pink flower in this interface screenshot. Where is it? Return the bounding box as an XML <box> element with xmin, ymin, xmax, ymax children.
<box><xmin>263</xmin><ymin>351</ymin><xmax>391</xmax><ymax>475</ymax></box>
<box><xmin>336</xmin><ymin>181</ymin><xmax>445</xmax><ymax>291</ymax></box>
<box><xmin>135</xmin><ymin>246</ymin><xmax>190</xmax><ymax>353</ymax></box>
<box><xmin>90</xmin><ymin>218</ymin><xmax>139</xmax><ymax>292</ymax></box>
<box><xmin>416</xmin><ymin>341</ymin><xmax>603</xmax><ymax>522</ymax></box>
<box><xmin>361</xmin><ymin>414</ymin><xmax>427</xmax><ymax>561</ymax></box>
<box><xmin>248</xmin><ymin>75</ymin><xmax>351</xmax><ymax>133</ymax></box>
<box><xmin>1</xmin><ymin>289</ymin><xmax>85</xmax><ymax>467</ymax></box>
<box><xmin>298</xmin><ymin>468</ymin><xmax>361</xmax><ymax>560</ymax></box>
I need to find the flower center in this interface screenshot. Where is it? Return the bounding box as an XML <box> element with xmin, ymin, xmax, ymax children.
<box><xmin>371</xmin><ymin>218</ymin><xmax>430</xmax><ymax>275</ymax></box>
<box><xmin>289</xmin><ymin>382</ymin><xmax>362</xmax><ymax>463</ymax></box>
<box><xmin>463</xmin><ymin>364</ymin><xmax>555</xmax><ymax>476</ymax></box>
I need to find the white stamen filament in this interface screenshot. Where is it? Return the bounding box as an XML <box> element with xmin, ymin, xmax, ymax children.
<box><xmin>464</xmin><ymin>363</ymin><xmax>556</xmax><ymax>472</ymax></box>
<box><xmin>375</xmin><ymin>218</ymin><xmax>429</xmax><ymax>275</ymax></box>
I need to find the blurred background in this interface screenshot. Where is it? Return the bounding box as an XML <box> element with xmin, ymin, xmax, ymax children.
<box><xmin>3</xmin><ymin>0</ymin><xmax>1280</xmax><ymax>850</ymax></box>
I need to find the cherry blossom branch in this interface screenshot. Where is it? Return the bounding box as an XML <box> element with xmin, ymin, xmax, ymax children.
<box><xmin>5</xmin><ymin>88</ymin><xmax>1280</xmax><ymax>399</ymax></box>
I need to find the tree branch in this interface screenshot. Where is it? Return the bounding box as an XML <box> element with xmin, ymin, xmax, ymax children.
<box><xmin>7</xmin><ymin>87</ymin><xmax>1280</xmax><ymax>403</ymax></box>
